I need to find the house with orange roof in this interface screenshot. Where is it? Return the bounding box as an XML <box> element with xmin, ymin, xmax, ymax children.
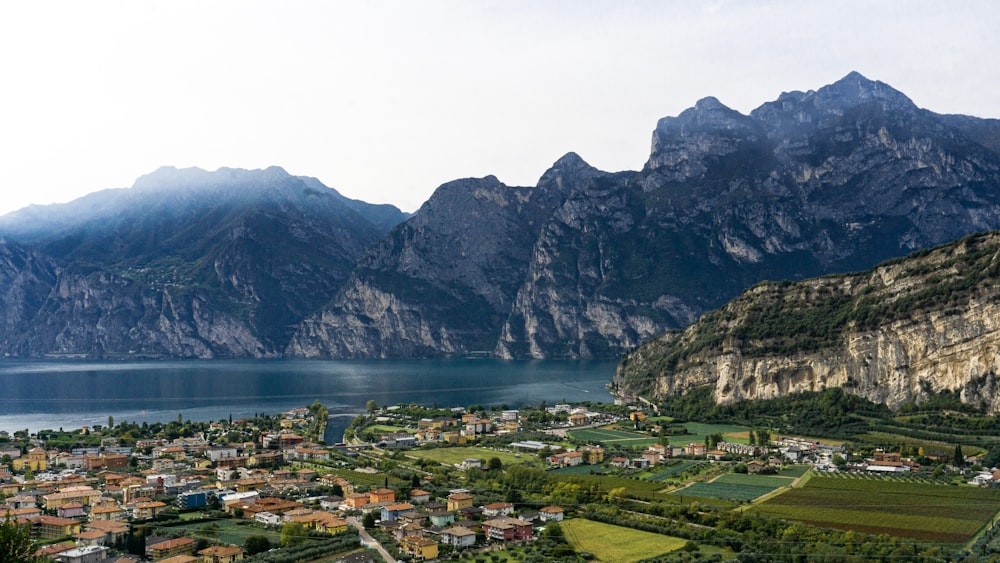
<box><xmin>369</xmin><ymin>488</ymin><xmax>395</xmax><ymax>504</ymax></box>
<box><xmin>134</xmin><ymin>500</ymin><xmax>168</xmax><ymax>520</ymax></box>
<box><xmin>344</xmin><ymin>492</ymin><xmax>369</xmax><ymax>510</ymax></box>
<box><xmin>409</xmin><ymin>489</ymin><xmax>431</xmax><ymax>504</ymax></box>
<box><xmin>30</xmin><ymin>515</ymin><xmax>81</xmax><ymax>539</ymax></box>
<box><xmin>539</xmin><ymin>505</ymin><xmax>565</xmax><ymax>522</ymax></box>
<box><xmin>447</xmin><ymin>492</ymin><xmax>473</xmax><ymax>511</ymax></box>
<box><xmin>57</xmin><ymin>502</ymin><xmax>85</xmax><ymax>519</ymax></box>
<box><xmin>148</xmin><ymin>537</ymin><xmax>195</xmax><ymax>561</ymax></box>
<box><xmin>198</xmin><ymin>545</ymin><xmax>245</xmax><ymax>563</ymax></box>
<box><xmin>400</xmin><ymin>536</ymin><xmax>438</xmax><ymax>560</ymax></box>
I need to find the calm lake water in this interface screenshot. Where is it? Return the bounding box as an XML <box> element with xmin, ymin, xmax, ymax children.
<box><xmin>0</xmin><ymin>359</ymin><xmax>617</xmax><ymax>442</ymax></box>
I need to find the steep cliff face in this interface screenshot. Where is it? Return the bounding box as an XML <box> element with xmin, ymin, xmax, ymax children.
<box><xmin>287</xmin><ymin>154</ymin><xmax>600</xmax><ymax>357</ymax></box>
<box><xmin>0</xmin><ymin>167</ymin><xmax>407</xmax><ymax>358</ymax></box>
<box><xmin>615</xmin><ymin>232</ymin><xmax>1000</xmax><ymax>412</ymax></box>
<box><xmin>0</xmin><ymin>241</ymin><xmax>59</xmax><ymax>351</ymax></box>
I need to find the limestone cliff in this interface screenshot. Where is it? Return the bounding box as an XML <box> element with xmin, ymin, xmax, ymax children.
<box><xmin>615</xmin><ymin>232</ymin><xmax>1000</xmax><ymax>412</ymax></box>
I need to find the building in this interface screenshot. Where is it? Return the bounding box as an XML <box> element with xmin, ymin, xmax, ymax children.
<box><xmin>368</xmin><ymin>488</ymin><xmax>396</xmax><ymax>504</ymax></box>
<box><xmin>31</xmin><ymin>516</ymin><xmax>82</xmax><ymax>540</ymax></box>
<box><xmin>409</xmin><ymin>489</ymin><xmax>431</xmax><ymax>504</ymax></box>
<box><xmin>134</xmin><ymin>501</ymin><xmax>168</xmax><ymax>520</ymax></box>
<box><xmin>399</xmin><ymin>536</ymin><xmax>438</xmax><ymax>560</ymax></box>
<box><xmin>482</xmin><ymin>502</ymin><xmax>514</xmax><ymax>517</ymax></box>
<box><xmin>482</xmin><ymin>517</ymin><xmax>533</xmax><ymax>542</ymax></box>
<box><xmin>440</xmin><ymin>525</ymin><xmax>477</xmax><ymax>547</ymax></box>
<box><xmin>380</xmin><ymin>502</ymin><xmax>415</xmax><ymax>522</ymax></box>
<box><xmin>148</xmin><ymin>537</ymin><xmax>195</xmax><ymax>561</ymax></box>
<box><xmin>198</xmin><ymin>545</ymin><xmax>245</xmax><ymax>563</ymax></box>
<box><xmin>539</xmin><ymin>506</ymin><xmax>565</xmax><ymax>522</ymax></box>
<box><xmin>51</xmin><ymin>545</ymin><xmax>110</xmax><ymax>563</ymax></box>
<box><xmin>447</xmin><ymin>492</ymin><xmax>474</xmax><ymax>511</ymax></box>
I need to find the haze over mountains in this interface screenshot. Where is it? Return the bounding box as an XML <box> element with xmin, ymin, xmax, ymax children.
<box><xmin>2</xmin><ymin>72</ymin><xmax>1000</xmax><ymax>360</ymax></box>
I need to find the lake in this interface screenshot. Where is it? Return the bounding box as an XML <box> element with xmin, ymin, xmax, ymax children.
<box><xmin>0</xmin><ymin>359</ymin><xmax>618</xmax><ymax>442</ymax></box>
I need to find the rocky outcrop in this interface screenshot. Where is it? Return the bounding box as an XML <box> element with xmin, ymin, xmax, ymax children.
<box><xmin>615</xmin><ymin>232</ymin><xmax>1000</xmax><ymax>412</ymax></box>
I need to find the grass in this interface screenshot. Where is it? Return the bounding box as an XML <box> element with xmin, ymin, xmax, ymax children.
<box><xmin>167</xmin><ymin>519</ymin><xmax>281</xmax><ymax>547</ymax></box>
<box><xmin>405</xmin><ymin>446</ymin><xmax>528</xmax><ymax>467</ymax></box>
<box><xmin>569</xmin><ymin>426</ymin><xmax>658</xmax><ymax>448</ymax></box>
<box><xmin>673</xmin><ymin>482</ymin><xmax>778</xmax><ymax>503</ymax></box>
<box><xmin>777</xmin><ymin>464</ymin><xmax>812</xmax><ymax>478</ymax></box>
<box><xmin>645</xmin><ymin>460</ymin><xmax>708</xmax><ymax>481</ymax></box>
<box><xmin>562</xmin><ymin>518</ymin><xmax>688</xmax><ymax>562</ymax></box>
<box><xmin>712</xmin><ymin>473</ymin><xmax>795</xmax><ymax>488</ymax></box>
<box><xmin>752</xmin><ymin>476</ymin><xmax>1000</xmax><ymax>543</ymax></box>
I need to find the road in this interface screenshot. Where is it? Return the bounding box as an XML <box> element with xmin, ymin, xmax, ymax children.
<box><xmin>347</xmin><ymin>516</ymin><xmax>396</xmax><ymax>563</ymax></box>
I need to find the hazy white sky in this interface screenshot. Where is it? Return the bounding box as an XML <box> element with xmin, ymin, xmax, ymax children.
<box><xmin>1</xmin><ymin>1</ymin><xmax>997</xmax><ymax>216</ymax></box>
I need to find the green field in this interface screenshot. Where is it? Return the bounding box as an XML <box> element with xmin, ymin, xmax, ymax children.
<box><xmin>752</xmin><ymin>476</ymin><xmax>1000</xmax><ymax>543</ymax></box>
<box><xmin>568</xmin><ymin>426</ymin><xmax>657</xmax><ymax>448</ymax></box>
<box><xmin>673</xmin><ymin>482</ymin><xmax>779</xmax><ymax>502</ymax></box>
<box><xmin>712</xmin><ymin>473</ymin><xmax>795</xmax><ymax>488</ymax></box>
<box><xmin>168</xmin><ymin>519</ymin><xmax>281</xmax><ymax>547</ymax></box>
<box><xmin>404</xmin><ymin>446</ymin><xmax>527</xmax><ymax>467</ymax></box>
<box><xmin>562</xmin><ymin>518</ymin><xmax>687</xmax><ymax>562</ymax></box>
<box><xmin>777</xmin><ymin>464</ymin><xmax>812</xmax><ymax>478</ymax></box>
<box><xmin>551</xmin><ymin>464</ymin><xmax>608</xmax><ymax>475</ymax></box>
<box><xmin>646</xmin><ymin>460</ymin><xmax>709</xmax><ymax>481</ymax></box>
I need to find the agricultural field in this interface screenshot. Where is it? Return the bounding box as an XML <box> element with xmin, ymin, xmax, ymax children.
<box><xmin>713</xmin><ymin>473</ymin><xmax>796</xmax><ymax>489</ymax></box>
<box><xmin>404</xmin><ymin>446</ymin><xmax>527</xmax><ymax>467</ymax></box>
<box><xmin>568</xmin><ymin>426</ymin><xmax>657</xmax><ymax>448</ymax></box>
<box><xmin>561</xmin><ymin>518</ymin><xmax>688</xmax><ymax>563</ymax></box>
<box><xmin>170</xmin><ymin>519</ymin><xmax>281</xmax><ymax>547</ymax></box>
<box><xmin>777</xmin><ymin>464</ymin><xmax>812</xmax><ymax>478</ymax></box>
<box><xmin>672</xmin><ymin>480</ymin><xmax>784</xmax><ymax>503</ymax></box>
<box><xmin>752</xmin><ymin>475</ymin><xmax>1000</xmax><ymax>543</ymax></box>
<box><xmin>551</xmin><ymin>464</ymin><xmax>608</xmax><ymax>475</ymax></box>
<box><xmin>645</xmin><ymin>460</ymin><xmax>710</xmax><ymax>481</ymax></box>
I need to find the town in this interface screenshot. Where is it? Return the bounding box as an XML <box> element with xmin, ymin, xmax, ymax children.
<box><xmin>4</xmin><ymin>395</ymin><xmax>1000</xmax><ymax>562</ymax></box>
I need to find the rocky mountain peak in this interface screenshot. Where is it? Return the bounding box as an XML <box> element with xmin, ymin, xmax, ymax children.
<box><xmin>646</xmin><ymin>96</ymin><xmax>763</xmax><ymax>174</ymax></box>
<box><xmin>817</xmin><ymin>71</ymin><xmax>915</xmax><ymax>110</ymax></box>
<box><xmin>537</xmin><ymin>152</ymin><xmax>603</xmax><ymax>193</ymax></box>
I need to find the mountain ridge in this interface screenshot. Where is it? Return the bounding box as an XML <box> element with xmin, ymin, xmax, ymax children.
<box><xmin>3</xmin><ymin>72</ymin><xmax>1000</xmax><ymax>360</ymax></box>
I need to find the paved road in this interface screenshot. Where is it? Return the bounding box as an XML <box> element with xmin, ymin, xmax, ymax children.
<box><xmin>347</xmin><ymin>516</ymin><xmax>396</xmax><ymax>563</ymax></box>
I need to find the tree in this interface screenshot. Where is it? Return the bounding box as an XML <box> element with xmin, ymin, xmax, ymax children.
<box><xmin>832</xmin><ymin>453</ymin><xmax>847</xmax><ymax>470</ymax></box>
<box><xmin>487</xmin><ymin>457</ymin><xmax>502</xmax><ymax>471</ymax></box>
<box><xmin>366</xmin><ymin>400</ymin><xmax>378</xmax><ymax>415</ymax></box>
<box><xmin>954</xmin><ymin>444</ymin><xmax>965</xmax><ymax>467</ymax></box>
<box><xmin>0</xmin><ymin>516</ymin><xmax>41</xmax><ymax>563</ymax></box>
<box><xmin>280</xmin><ymin>521</ymin><xmax>309</xmax><ymax>547</ymax></box>
<box><xmin>108</xmin><ymin>415</ymin><xmax>114</xmax><ymax>429</ymax></box>
<box><xmin>362</xmin><ymin>512</ymin><xmax>376</xmax><ymax>529</ymax></box>
<box><xmin>244</xmin><ymin>535</ymin><xmax>271</xmax><ymax>555</ymax></box>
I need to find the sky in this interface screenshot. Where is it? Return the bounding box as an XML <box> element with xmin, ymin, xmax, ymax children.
<box><xmin>1</xmin><ymin>1</ymin><xmax>998</xmax><ymax>216</ymax></box>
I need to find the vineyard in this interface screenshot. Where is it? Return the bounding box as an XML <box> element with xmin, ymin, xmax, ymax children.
<box><xmin>645</xmin><ymin>460</ymin><xmax>710</xmax><ymax>481</ymax></box>
<box><xmin>752</xmin><ymin>475</ymin><xmax>1000</xmax><ymax>543</ymax></box>
<box><xmin>670</xmin><ymin>473</ymin><xmax>794</xmax><ymax>502</ymax></box>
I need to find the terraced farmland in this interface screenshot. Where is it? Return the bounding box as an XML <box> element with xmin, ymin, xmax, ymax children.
<box><xmin>752</xmin><ymin>476</ymin><xmax>1000</xmax><ymax>543</ymax></box>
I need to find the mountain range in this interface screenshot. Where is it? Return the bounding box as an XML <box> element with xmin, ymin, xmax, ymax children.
<box><xmin>2</xmin><ymin>71</ymin><xmax>999</xmax><ymax>360</ymax></box>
